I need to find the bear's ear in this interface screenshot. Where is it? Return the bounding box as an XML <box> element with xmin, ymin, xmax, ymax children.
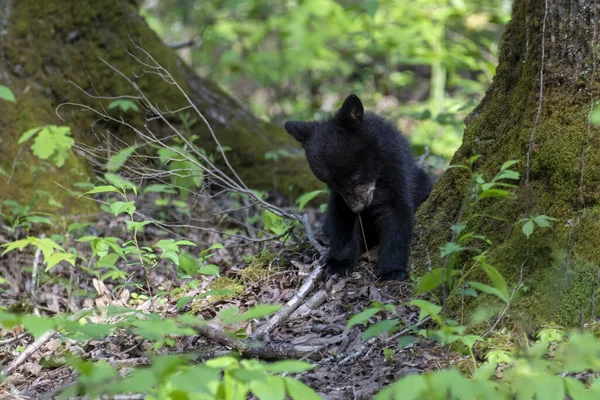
<box><xmin>336</xmin><ymin>94</ymin><xmax>364</xmax><ymax>128</ymax></box>
<box><xmin>284</xmin><ymin>121</ymin><xmax>312</xmax><ymax>144</ymax></box>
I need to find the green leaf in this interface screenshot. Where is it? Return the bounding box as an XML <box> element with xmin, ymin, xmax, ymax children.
<box><xmin>295</xmin><ymin>189</ymin><xmax>328</xmax><ymax>210</ymax></box>
<box><xmin>106</xmin><ymin>145</ymin><xmax>137</xmax><ymax>172</ymax></box>
<box><xmin>174</xmin><ymin>240</ymin><xmax>196</xmax><ymax>247</ymax></box>
<box><xmin>206</xmin><ymin>356</ymin><xmax>239</xmax><ymax>369</ymax></box>
<box><xmin>18</xmin><ymin>127</ymin><xmax>42</xmax><ymax>144</ymax></box>
<box><xmin>375</xmin><ymin>374</ymin><xmax>426</xmax><ymax>400</ymax></box>
<box><xmin>22</xmin><ymin>315</ymin><xmax>55</xmax><ymax>338</ymax></box>
<box><xmin>0</xmin><ymin>85</ymin><xmax>16</xmax><ymax>103</ymax></box>
<box><xmin>409</xmin><ymin>299</ymin><xmax>442</xmax><ymax>324</ymax></box>
<box><xmin>110</xmin><ymin>201</ymin><xmax>136</xmax><ymax>216</ymax></box>
<box><xmin>440</xmin><ymin>242</ymin><xmax>464</xmax><ymax>258</ymax></box>
<box><xmin>104</xmin><ymin>173</ymin><xmax>136</xmax><ymax>193</ymax></box>
<box><xmin>362</xmin><ymin>320</ymin><xmax>399</xmax><ymax>341</ymax></box>
<box><xmin>468</xmin><ymin>281</ymin><xmax>509</xmax><ymax>303</ymax></box>
<box><xmin>84</xmin><ymin>185</ymin><xmax>121</xmax><ymax>196</ymax></box>
<box><xmin>178</xmin><ymin>251</ymin><xmax>199</xmax><ymax>275</ymax></box>
<box><xmin>496</xmin><ymin>169</ymin><xmax>520</xmax><ymax>181</ymax></box>
<box><xmin>284</xmin><ymin>377</ymin><xmax>322</xmax><ymax>400</ymax></box>
<box><xmin>1</xmin><ymin>238</ymin><xmax>33</xmax><ymax>255</ymax></box>
<box><xmin>479</xmin><ymin>188</ymin><xmax>510</xmax><ymax>198</ymax></box>
<box><xmin>162</xmin><ymin>250</ymin><xmax>179</xmax><ymax>266</ymax></box>
<box><xmin>522</xmin><ymin>220</ymin><xmax>534</xmax><ymax>239</ymax></box>
<box><xmin>532</xmin><ymin>214</ymin><xmax>557</xmax><ymax>228</ymax></box>
<box><xmin>416</xmin><ymin>268</ymin><xmax>446</xmax><ymax>294</ymax></box>
<box><xmin>500</xmin><ymin>160</ymin><xmax>519</xmax><ymax>171</ymax></box>
<box><xmin>125</xmin><ymin>220</ymin><xmax>151</xmax><ymax>232</ymax></box>
<box><xmin>563</xmin><ymin>377</ymin><xmax>593</xmax><ymax>400</ymax></box>
<box><xmin>176</xmin><ymin>296</ymin><xmax>194</xmax><ymax>311</ymax></box>
<box><xmin>97</xmin><ymin>253</ymin><xmax>119</xmax><ymax>268</ymax></box>
<box><xmin>590</xmin><ymin>105</ymin><xmax>600</xmax><ymax>125</ymax></box>
<box><xmin>198</xmin><ymin>264</ymin><xmax>220</xmax><ymax>276</ymax></box>
<box><xmin>31</xmin><ymin>127</ymin><xmax>57</xmax><ymax>160</ymax></box>
<box><xmin>263</xmin><ymin>360</ymin><xmax>314</xmax><ymax>373</ymax></box>
<box><xmin>45</xmin><ymin>252</ymin><xmax>76</xmax><ymax>271</ymax></box>
<box><xmin>251</xmin><ymin>375</ymin><xmax>286</xmax><ymax>400</ymax></box>
<box><xmin>108</xmin><ymin>99</ymin><xmax>139</xmax><ymax>112</ymax></box>
<box><xmin>346</xmin><ymin>307</ymin><xmax>382</xmax><ymax>330</ymax></box>
<box><xmin>459</xmin><ymin>334</ymin><xmax>483</xmax><ymax>348</ymax></box>
<box><xmin>481</xmin><ymin>263</ymin><xmax>508</xmax><ymax>301</ymax></box>
<box><xmin>365</xmin><ymin>0</ymin><xmax>379</xmax><ymax>18</ymax></box>
<box><xmin>144</xmin><ymin>184</ymin><xmax>177</xmax><ymax>194</ymax></box>
<box><xmin>397</xmin><ymin>336</ymin><xmax>419</xmax><ymax>349</ymax></box>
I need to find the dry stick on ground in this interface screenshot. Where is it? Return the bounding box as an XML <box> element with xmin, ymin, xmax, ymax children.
<box><xmin>2</xmin><ymin>308</ymin><xmax>93</xmax><ymax>377</ymax></box>
<box><xmin>251</xmin><ymin>213</ymin><xmax>328</xmax><ymax>340</ymax></box>
<box><xmin>252</xmin><ymin>262</ymin><xmax>324</xmax><ymax>340</ymax></box>
<box><xmin>0</xmin><ymin>333</ymin><xmax>28</xmax><ymax>346</ymax></box>
<box><xmin>196</xmin><ymin>324</ymin><xmax>326</xmax><ymax>360</ymax></box>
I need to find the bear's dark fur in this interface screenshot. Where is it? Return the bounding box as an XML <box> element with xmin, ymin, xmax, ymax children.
<box><xmin>285</xmin><ymin>94</ymin><xmax>432</xmax><ymax>280</ymax></box>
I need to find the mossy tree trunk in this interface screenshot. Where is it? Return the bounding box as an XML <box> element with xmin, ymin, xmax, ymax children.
<box><xmin>412</xmin><ymin>0</ymin><xmax>600</xmax><ymax>328</ymax></box>
<box><xmin>0</xmin><ymin>0</ymin><xmax>319</xmax><ymax>213</ymax></box>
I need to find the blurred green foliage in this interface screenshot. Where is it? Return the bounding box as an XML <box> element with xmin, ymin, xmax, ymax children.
<box><xmin>142</xmin><ymin>0</ymin><xmax>510</xmax><ymax>161</ymax></box>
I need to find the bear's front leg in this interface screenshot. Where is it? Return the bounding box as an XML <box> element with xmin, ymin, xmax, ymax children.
<box><xmin>323</xmin><ymin>192</ymin><xmax>361</xmax><ymax>277</ymax></box>
<box><xmin>374</xmin><ymin>208</ymin><xmax>413</xmax><ymax>281</ymax></box>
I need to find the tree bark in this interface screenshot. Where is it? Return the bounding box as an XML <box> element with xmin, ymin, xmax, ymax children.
<box><xmin>412</xmin><ymin>0</ymin><xmax>600</xmax><ymax>328</ymax></box>
<box><xmin>0</xmin><ymin>0</ymin><xmax>319</xmax><ymax>213</ymax></box>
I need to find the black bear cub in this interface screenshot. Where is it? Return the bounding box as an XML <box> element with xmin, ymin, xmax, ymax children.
<box><xmin>285</xmin><ymin>94</ymin><xmax>432</xmax><ymax>281</ymax></box>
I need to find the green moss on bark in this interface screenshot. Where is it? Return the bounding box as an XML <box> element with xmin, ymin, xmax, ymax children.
<box><xmin>0</xmin><ymin>0</ymin><xmax>319</xmax><ymax>218</ymax></box>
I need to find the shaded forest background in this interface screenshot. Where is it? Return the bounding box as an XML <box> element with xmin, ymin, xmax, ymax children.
<box><xmin>142</xmin><ymin>0</ymin><xmax>510</xmax><ymax>163</ymax></box>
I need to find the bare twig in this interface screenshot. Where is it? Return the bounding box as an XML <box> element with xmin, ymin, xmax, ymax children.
<box><xmin>301</xmin><ymin>213</ymin><xmax>326</xmax><ymax>255</ymax></box>
<box><xmin>289</xmin><ymin>289</ymin><xmax>327</xmax><ymax>320</ymax></box>
<box><xmin>252</xmin><ymin>262</ymin><xmax>324</xmax><ymax>340</ymax></box>
<box><xmin>30</xmin><ymin>233</ymin><xmax>44</xmax><ymax>300</ymax></box>
<box><xmin>196</xmin><ymin>324</ymin><xmax>325</xmax><ymax>360</ymax></box>
<box><xmin>2</xmin><ymin>308</ymin><xmax>93</xmax><ymax>377</ymax></box>
<box><xmin>0</xmin><ymin>333</ymin><xmax>28</xmax><ymax>346</ymax></box>
<box><xmin>525</xmin><ymin>0</ymin><xmax>548</xmax><ymax>202</ymax></box>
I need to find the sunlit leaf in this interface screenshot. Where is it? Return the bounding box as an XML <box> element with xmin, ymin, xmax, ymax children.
<box><xmin>0</xmin><ymin>85</ymin><xmax>16</xmax><ymax>103</ymax></box>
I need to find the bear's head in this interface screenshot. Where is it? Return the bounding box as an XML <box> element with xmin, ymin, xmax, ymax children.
<box><xmin>284</xmin><ymin>94</ymin><xmax>380</xmax><ymax>213</ymax></box>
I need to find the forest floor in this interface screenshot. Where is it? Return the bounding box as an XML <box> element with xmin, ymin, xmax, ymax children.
<box><xmin>0</xmin><ymin>191</ymin><xmax>461</xmax><ymax>400</ymax></box>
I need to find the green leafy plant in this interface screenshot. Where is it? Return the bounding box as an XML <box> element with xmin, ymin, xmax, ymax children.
<box><xmin>1</xmin><ymin>236</ymin><xmax>76</xmax><ymax>271</ymax></box>
<box><xmin>18</xmin><ymin>125</ymin><xmax>74</xmax><ymax>167</ymax></box>
<box><xmin>108</xmin><ymin>99</ymin><xmax>140</xmax><ymax>112</ymax></box>
<box><xmin>0</xmin><ymin>84</ymin><xmax>16</xmax><ymax>103</ymax></box>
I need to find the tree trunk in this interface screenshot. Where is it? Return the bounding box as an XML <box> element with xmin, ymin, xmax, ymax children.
<box><xmin>412</xmin><ymin>0</ymin><xmax>600</xmax><ymax>328</ymax></box>
<box><xmin>0</xmin><ymin>0</ymin><xmax>319</xmax><ymax>213</ymax></box>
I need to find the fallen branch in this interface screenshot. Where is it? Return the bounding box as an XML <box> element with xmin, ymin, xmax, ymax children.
<box><xmin>2</xmin><ymin>308</ymin><xmax>93</xmax><ymax>377</ymax></box>
<box><xmin>196</xmin><ymin>324</ymin><xmax>325</xmax><ymax>360</ymax></box>
<box><xmin>0</xmin><ymin>333</ymin><xmax>28</xmax><ymax>346</ymax></box>
<box><xmin>250</xmin><ymin>213</ymin><xmax>328</xmax><ymax>340</ymax></box>
<box><xmin>251</xmin><ymin>262</ymin><xmax>324</xmax><ymax>340</ymax></box>
<box><xmin>302</xmin><ymin>213</ymin><xmax>327</xmax><ymax>255</ymax></box>
<box><xmin>288</xmin><ymin>289</ymin><xmax>327</xmax><ymax>320</ymax></box>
